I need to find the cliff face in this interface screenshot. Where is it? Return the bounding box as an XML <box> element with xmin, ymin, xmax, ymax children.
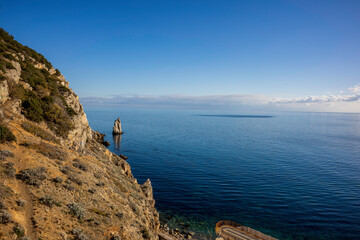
<box><xmin>0</xmin><ymin>29</ymin><xmax>159</xmax><ymax>240</ymax></box>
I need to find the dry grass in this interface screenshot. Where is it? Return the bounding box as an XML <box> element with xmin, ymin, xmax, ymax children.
<box><xmin>21</xmin><ymin>122</ymin><xmax>59</xmax><ymax>144</ymax></box>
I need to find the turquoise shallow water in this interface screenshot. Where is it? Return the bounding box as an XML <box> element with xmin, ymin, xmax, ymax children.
<box><xmin>85</xmin><ymin>108</ymin><xmax>360</xmax><ymax>240</ymax></box>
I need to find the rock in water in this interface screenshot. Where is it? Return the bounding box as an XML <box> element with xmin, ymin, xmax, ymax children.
<box><xmin>112</xmin><ymin>118</ymin><xmax>123</xmax><ymax>135</ymax></box>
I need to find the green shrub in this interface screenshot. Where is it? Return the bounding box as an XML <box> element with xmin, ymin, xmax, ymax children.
<box><xmin>20</xmin><ymin>90</ymin><xmax>75</xmax><ymax>137</ymax></box>
<box><xmin>20</xmin><ymin>61</ymin><xmax>46</xmax><ymax>88</ymax></box>
<box><xmin>0</xmin><ymin>64</ymin><xmax>5</xmax><ymax>73</ymax></box>
<box><xmin>58</xmin><ymin>85</ymin><xmax>70</xmax><ymax>94</ymax></box>
<box><xmin>4</xmin><ymin>61</ymin><xmax>15</xmax><ymax>69</ymax></box>
<box><xmin>8</xmin><ymin>83</ymin><xmax>26</xmax><ymax>99</ymax></box>
<box><xmin>22</xmin><ymin>95</ymin><xmax>44</xmax><ymax>122</ymax></box>
<box><xmin>0</xmin><ymin>124</ymin><xmax>16</xmax><ymax>143</ymax></box>
<box><xmin>2</xmin><ymin>53</ymin><xmax>15</xmax><ymax>61</ymax></box>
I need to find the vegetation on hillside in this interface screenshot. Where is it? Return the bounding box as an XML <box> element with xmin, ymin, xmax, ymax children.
<box><xmin>0</xmin><ymin>28</ymin><xmax>52</xmax><ymax>69</ymax></box>
<box><xmin>0</xmin><ymin>28</ymin><xmax>76</xmax><ymax>137</ymax></box>
<box><xmin>0</xmin><ymin>124</ymin><xmax>16</xmax><ymax>143</ymax></box>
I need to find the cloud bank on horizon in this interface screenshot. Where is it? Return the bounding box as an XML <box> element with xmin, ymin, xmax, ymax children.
<box><xmin>81</xmin><ymin>84</ymin><xmax>360</xmax><ymax>113</ymax></box>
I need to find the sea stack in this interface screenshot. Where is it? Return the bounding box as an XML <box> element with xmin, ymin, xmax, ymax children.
<box><xmin>113</xmin><ymin>118</ymin><xmax>123</xmax><ymax>135</ymax></box>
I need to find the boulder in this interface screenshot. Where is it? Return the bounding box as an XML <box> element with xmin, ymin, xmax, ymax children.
<box><xmin>112</xmin><ymin>118</ymin><xmax>123</xmax><ymax>135</ymax></box>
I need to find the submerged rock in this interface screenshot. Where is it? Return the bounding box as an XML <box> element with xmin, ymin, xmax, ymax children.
<box><xmin>112</xmin><ymin>118</ymin><xmax>123</xmax><ymax>135</ymax></box>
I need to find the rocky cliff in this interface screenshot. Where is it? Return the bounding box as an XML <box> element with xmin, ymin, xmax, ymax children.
<box><xmin>0</xmin><ymin>28</ymin><xmax>160</xmax><ymax>240</ymax></box>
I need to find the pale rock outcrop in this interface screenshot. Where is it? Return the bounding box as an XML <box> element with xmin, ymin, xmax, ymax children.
<box><xmin>4</xmin><ymin>60</ymin><xmax>21</xmax><ymax>84</ymax></box>
<box><xmin>49</xmin><ymin>67</ymin><xmax>56</xmax><ymax>75</ymax></box>
<box><xmin>0</xmin><ymin>80</ymin><xmax>9</xmax><ymax>104</ymax></box>
<box><xmin>63</xmin><ymin>90</ymin><xmax>82</xmax><ymax>112</ymax></box>
<box><xmin>66</xmin><ymin>111</ymin><xmax>92</xmax><ymax>150</ymax></box>
<box><xmin>56</xmin><ymin>74</ymin><xmax>67</xmax><ymax>83</ymax></box>
<box><xmin>4</xmin><ymin>99</ymin><xmax>22</xmax><ymax>116</ymax></box>
<box><xmin>34</xmin><ymin>62</ymin><xmax>47</xmax><ymax>70</ymax></box>
<box><xmin>141</xmin><ymin>179</ymin><xmax>156</xmax><ymax>208</ymax></box>
<box><xmin>19</xmin><ymin>81</ymin><xmax>33</xmax><ymax>91</ymax></box>
<box><xmin>141</xmin><ymin>179</ymin><xmax>154</xmax><ymax>199</ymax></box>
<box><xmin>61</xmin><ymin>87</ymin><xmax>92</xmax><ymax>150</ymax></box>
<box><xmin>112</xmin><ymin>118</ymin><xmax>123</xmax><ymax>135</ymax></box>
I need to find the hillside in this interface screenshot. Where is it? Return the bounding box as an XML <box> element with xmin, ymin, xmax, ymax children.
<box><xmin>0</xmin><ymin>28</ymin><xmax>160</xmax><ymax>240</ymax></box>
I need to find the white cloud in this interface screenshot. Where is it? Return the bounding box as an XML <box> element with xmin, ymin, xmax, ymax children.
<box><xmin>80</xmin><ymin>85</ymin><xmax>360</xmax><ymax>112</ymax></box>
<box><xmin>349</xmin><ymin>84</ymin><xmax>360</xmax><ymax>93</ymax></box>
<box><xmin>271</xmin><ymin>93</ymin><xmax>360</xmax><ymax>104</ymax></box>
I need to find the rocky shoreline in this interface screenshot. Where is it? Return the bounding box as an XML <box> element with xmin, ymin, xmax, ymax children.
<box><xmin>158</xmin><ymin>212</ymin><xmax>216</xmax><ymax>240</ymax></box>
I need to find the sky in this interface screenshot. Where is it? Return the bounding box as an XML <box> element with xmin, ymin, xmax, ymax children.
<box><xmin>1</xmin><ymin>0</ymin><xmax>360</xmax><ymax>112</ymax></box>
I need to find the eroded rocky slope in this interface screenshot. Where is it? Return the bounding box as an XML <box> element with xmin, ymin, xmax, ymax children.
<box><xmin>0</xmin><ymin>28</ymin><xmax>160</xmax><ymax>240</ymax></box>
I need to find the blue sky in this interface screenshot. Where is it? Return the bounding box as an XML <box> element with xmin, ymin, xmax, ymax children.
<box><xmin>1</xmin><ymin>0</ymin><xmax>360</xmax><ymax>111</ymax></box>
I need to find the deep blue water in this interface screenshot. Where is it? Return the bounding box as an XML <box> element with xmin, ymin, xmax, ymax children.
<box><xmin>85</xmin><ymin>108</ymin><xmax>360</xmax><ymax>240</ymax></box>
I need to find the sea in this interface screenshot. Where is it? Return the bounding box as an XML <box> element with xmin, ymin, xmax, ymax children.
<box><xmin>84</xmin><ymin>107</ymin><xmax>360</xmax><ymax>240</ymax></box>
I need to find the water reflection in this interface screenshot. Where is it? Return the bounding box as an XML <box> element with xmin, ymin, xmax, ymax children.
<box><xmin>113</xmin><ymin>134</ymin><xmax>122</xmax><ymax>150</ymax></box>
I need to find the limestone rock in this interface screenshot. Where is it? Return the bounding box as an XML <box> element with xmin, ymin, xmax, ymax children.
<box><xmin>92</xmin><ymin>130</ymin><xmax>105</xmax><ymax>143</ymax></box>
<box><xmin>141</xmin><ymin>179</ymin><xmax>154</xmax><ymax>199</ymax></box>
<box><xmin>4</xmin><ymin>99</ymin><xmax>22</xmax><ymax>115</ymax></box>
<box><xmin>112</xmin><ymin>118</ymin><xmax>123</xmax><ymax>135</ymax></box>
<box><xmin>34</xmin><ymin>62</ymin><xmax>47</xmax><ymax>70</ymax></box>
<box><xmin>62</xmin><ymin>87</ymin><xmax>92</xmax><ymax>150</ymax></box>
<box><xmin>19</xmin><ymin>81</ymin><xmax>32</xmax><ymax>91</ymax></box>
<box><xmin>66</xmin><ymin>111</ymin><xmax>92</xmax><ymax>150</ymax></box>
<box><xmin>4</xmin><ymin>60</ymin><xmax>21</xmax><ymax>84</ymax></box>
<box><xmin>0</xmin><ymin>80</ymin><xmax>9</xmax><ymax>104</ymax></box>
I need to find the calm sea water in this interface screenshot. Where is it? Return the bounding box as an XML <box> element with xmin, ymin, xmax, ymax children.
<box><xmin>85</xmin><ymin>107</ymin><xmax>360</xmax><ymax>240</ymax></box>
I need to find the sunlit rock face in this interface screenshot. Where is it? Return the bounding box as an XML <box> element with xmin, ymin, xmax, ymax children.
<box><xmin>112</xmin><ymin>118</ymin><xmax>123</xmax><ymax>135</ymax></box>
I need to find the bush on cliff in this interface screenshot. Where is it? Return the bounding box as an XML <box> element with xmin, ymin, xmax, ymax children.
<box><xmin>0</xmin><ymin>124</ymin><xmax>16</xmax><ymax>143</ymax></box>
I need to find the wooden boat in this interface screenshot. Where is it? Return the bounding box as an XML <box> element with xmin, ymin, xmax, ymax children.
<box><xmin>215</xmin><ymin>220</ymin><xmax>278</xmax><ymax>240</ymax></box>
